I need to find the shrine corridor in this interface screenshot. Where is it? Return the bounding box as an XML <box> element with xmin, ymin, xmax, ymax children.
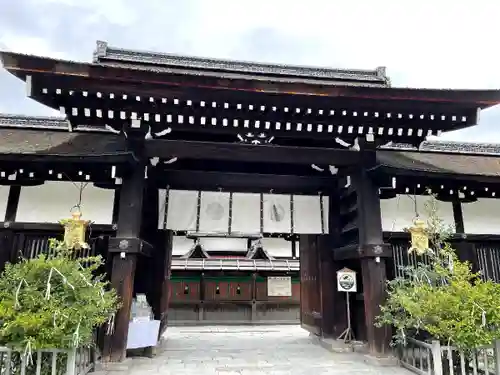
<box><xmin>106</xmin><ymin>325</ymin><xmax>411</xmax><ymax>375</ymax></box>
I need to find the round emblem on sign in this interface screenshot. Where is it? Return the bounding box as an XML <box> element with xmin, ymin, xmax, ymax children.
<box><xmin>269</xmin><ymin>203</ymin><xmax>285</xmax><ymax>222</ymax></box>
<box><xmin>339</xmin><ymin>274</ymin><xmax>355</xmax><ymax>291</ymax></box>
<box><xmin>206</xmin><ymin>202</ymin><xmax>225</xmax><ymax>220</ymax></box>
<box><xmin>119</xmin><ymin>240</ymin><xmax>129</xmax><ymax>250</ymax></box>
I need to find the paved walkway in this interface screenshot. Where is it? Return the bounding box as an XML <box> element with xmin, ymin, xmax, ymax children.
<box><xmin>106</xmin><ymin>325</ymin><xmax>411</xmax><ymax>375</ymax></box>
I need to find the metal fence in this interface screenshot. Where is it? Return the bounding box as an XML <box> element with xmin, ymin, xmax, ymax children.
<box><xmin>400</xmin><ymin>337</ymin><xmax>500</xmax><ymax>375</ymax></box>
<box><xmin>0</xmin><ymin>346</ymin><xmax>95</xmax><ymax>375</ymax></box>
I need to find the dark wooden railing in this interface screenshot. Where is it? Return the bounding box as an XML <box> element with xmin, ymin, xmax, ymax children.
<box><xmin>385</xmin><ymin>232</ymin><xmax>500</xmax><ymax>283</ymax></box>
<box><xmin>0</xmin><ymin>223</ymin><xmax>115</xmax><ymax>267</ymax></box>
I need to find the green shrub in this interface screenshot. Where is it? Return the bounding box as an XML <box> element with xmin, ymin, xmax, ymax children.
<box><xmin>376</xmin><ymin>196</ymin><xmax>500</xmax><ymax>350</ymax></box>
<box><xmin>0</xmin><ymin>239</ymin><xmax>119</xmax><ymax>351</ymax></box>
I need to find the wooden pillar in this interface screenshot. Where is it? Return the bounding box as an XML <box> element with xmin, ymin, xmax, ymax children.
<box><xmin>0</xmin><ymin>185</ymin><xmax>20</xmax><ymax>270</ymax></box>
<box><xmin>452</xmin><ymin>200</ymin><xmax>479</xmax><ymax>273</ymax></box>
<box><xmin>352</xmin><ymin>165</ymin><xmax>391</xmax><ymax>356</ymax></box>
<box><xmin>317</xmin><ymin>187</ymin><xmax>346</xmax><ymax>337</ymax></box>
<box><xmin>103</xmin><ymin>164</ymin><xmax>146</xmax><ymax>362</ymax></box>
<box><xmin>299</xmin><ymin>234</ymin><xmax>322</xmax><ymax>335</ymax></box>
<box><xmin>156</xmin><ymin>230</ymin><xmax>173</xmax><ymax>336</ymax></box>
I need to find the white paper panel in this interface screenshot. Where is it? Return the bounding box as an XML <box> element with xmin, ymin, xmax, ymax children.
<box><xmin>380</xmin><ymin>194</ymin><xmax>454</xmax><ymax>232</ymax></box>
<box><xmin>260</xmin><ymin>238</ymin><xmax>292</xmax><ymax>257</ymax></box>
<box><xmin>0</xmin><ymin>186</ymin><xmax>10</xmax><ymax>221</ymax></box>
<box><xmin>199</xmin><ymin>191</ymin><xmax>230</xmax><ymax>233</ymax></box>
<box><xmin>199</xmin><ymin>237</ymin><xmax>248</xmax><ymax>252</ymax></box>
<box><xmin>17</xmin><ymin>182</ymin><xmax>115</xmax><ymax>224</ymax></box>
<box><xmin>166</xmin><ymin>190</ymin><xmax>198</xmax><ymax>231</ymax></box>
<box><xmin>172</xmin><ymin>236</ymin><xmax>195</xmax><ymax>256</ymax></box>
<box><xmin>295</xmin><ymin>241</ymin><xmax>300</xmax><ymax>258</ymax></box>
<box><xmin>231</xmin><ymin>193</ymin><xmax>260</xmax><ymax>233</ymax></box>
<box><xmin>158</xmin><ymin>189</ymin><xmax>167</xmax><ymax>229</ymax></box>
<box><xmin>293</xmin><ymin>195</ymin><xmax>323</xmax><ymax>234</ymax></box>
<box><xmin>462</xmin><ymin>199</ymin><xmax>500</xmax><ymax>234</ymax></box>
<box><xmin>263</xmin><ymin>194</ymin><xmax>291</xmax><ymax>233</ymax></box>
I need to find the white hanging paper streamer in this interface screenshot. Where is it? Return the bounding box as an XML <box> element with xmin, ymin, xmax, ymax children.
<box><xmin>45</xmin><ymin>267</ymin><xmax>75</xmax><ymax>300</ymax></box>
<box><xmin>472</xmin><ymin>302</ymin><xmax>487</xmax><ymax>327</ymax></box>
<box><xmin>106</xmin><ymin>313</ymin><xmax>116</xmax><ymax>335</ymax></box>
<box><xmin>72</xmin><ymin>321</ymin><xmax>81</xmax><ymax>347</ymax></box>
<box><xmin>23</xmin><ymin>340</ymin><xmax>33</xmax><ymax>365</ymax></box>
<box><xmin>448</xmin><ymin>253</ymin><xmax>454</xmax><ymax>272</ymax></box>
<box><xmin>15</xmin><ymin>279</ymin><xmax>29</xmax><ymax>309</ymax></box>
<box><xmin>400</xmin><ymin>329</ymin><xmax>407</xmax><ymax>346</ymax></box>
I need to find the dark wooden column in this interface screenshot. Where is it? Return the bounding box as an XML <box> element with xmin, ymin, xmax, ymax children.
<box><xmin>156</xmin><ymin>230</ymin><xmax>173</xmax><ymax>336</ymax></box>
<box><xmin>0</xmin><ymin>185</ymin><xmax>21</xmax><ymax>270</ymax></box>
<box><xmin>352</xmin><ymin>156</ymin><xmax>391</xmax><ymax>356</ymax></box>
<box><xmin>103</xmin><ymin>164</ymin><xmax>147</xmax><ymax>362</ymax></box>
<box><xmin>317</xmin><ymin>187</ymin><xmax>346</xmax><ymax>337</ymax></box>
<box><xmin>452</xmin><ymin>200</ymin><xmax>479</xmax><ymax>273</ymax></box>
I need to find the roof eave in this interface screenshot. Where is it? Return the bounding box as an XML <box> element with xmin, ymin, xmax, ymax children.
<box><xmin>373</xmin><ymin>164</ymin><xmax>500</xmax><ymax>184</ymax></box>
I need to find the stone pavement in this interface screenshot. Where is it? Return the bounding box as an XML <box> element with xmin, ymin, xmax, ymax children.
<box><xmin>100</xmin><ymin>325</ymin><xmax>412</xmax><ymax>375</ymax></box>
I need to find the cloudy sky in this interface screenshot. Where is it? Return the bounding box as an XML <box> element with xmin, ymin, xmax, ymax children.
<box><xmin>1</xmin><ymin>0</ymin><xmax>499</xmax><ymax>142</ymax></box>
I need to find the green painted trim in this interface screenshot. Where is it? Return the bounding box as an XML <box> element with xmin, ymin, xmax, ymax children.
<box><xmin>170</xmin><ymin>276</ymin><xmax>201</xmax><ymax>282</ymax></box>
<box><xmin>204</xmin><ymin>276</ymin><xmax>253</xmax><ymax>283</ymax></box>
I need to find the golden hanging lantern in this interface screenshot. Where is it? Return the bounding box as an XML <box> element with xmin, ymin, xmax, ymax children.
<box><xmin>408</xmin><ymin>217</ymin><xmax>429</xmax><ymax>256</ymax></box>
<box><xmin>60</xmin><ymin>208</ymin><xmax>91</xmax><ymax>250</ymax></box>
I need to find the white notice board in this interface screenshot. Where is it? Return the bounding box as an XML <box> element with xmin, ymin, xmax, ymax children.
<box><xmin>267</xmin><ymin>276</ymin><xmax>292</xmax><ymax>297</ymax></box>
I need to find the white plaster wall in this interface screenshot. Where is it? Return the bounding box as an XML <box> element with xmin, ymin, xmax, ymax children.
<box><xmin>260</xmin><ymin>237</ymin><xmax>292</xmax><ymax>258</ymax></box>
<box><xmin>0</xmin><ymin>186</ymin><xmax>10</xmax><ymax>220</ymax></box>
<box><xmin>462</xmin><ymin>199</ymin><xmax>500</xmax><ymax>234</ymax></box>
<box><xmin>380</xmin><ymin>194</ymin><xmax>455</xmax><ymax>232</ymax></box>
<box><xmin>199</xmin><ymin>237</ymin><xmax>248</xmax><ymax>252</ymax></box>
<box><xmin>16</xmin><ymin>182</ymin><xmax>115</xmax><ymax>224</ymax></box>
<box><xmin>172</xmin><ymin>235</ymin><xmax>195</xmax><ymax>256</ymax></box>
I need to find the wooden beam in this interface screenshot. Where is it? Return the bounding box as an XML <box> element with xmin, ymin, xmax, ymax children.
<box><xmin>145</xmin><ymin>139</ymin><xmax>361</xmax><ymax>166</ymax></box>
<box><xmin>0</xmin><ymin>153</ymin><xmax>134</xmax><ymax>164</ymax></box>
<box><xmin>0</xmin><ymin>222</ymin><xmax>114</xmax><ymax>233</ymax></box>
<box><xmin>155</xmin><ymin>169</ymin><xmax>336</xmax><ymax>194</ymax></box>
<box><xmin>102</xmin><ymin>164</ymin><xmax>145</xmax><ymax>362</ymax></box>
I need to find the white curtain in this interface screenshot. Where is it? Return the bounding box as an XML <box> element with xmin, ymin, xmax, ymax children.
<box><xmin>322</xmin><ymin>196</ymin><xmax>329</xmax><ymax>234</ymax></box>
<box><xmin>158</xmin><ymin>189</ymin><xmax>167</xmax><ymax>229</ymax></box>
<box><xmin>166</xmin><ymin>190</ymin><xmax>198</xmax><ymax>231</ymax></box>
<box><xmin>293</xmin><ymin>195</ymin><xmax>323</xmax><ymax>234</ymax></box>
<box><xmin>263</xmin><ymin>194</ymin><xmax>291</xmax><ymax>233</ymax></box>
<box><xmin>199</xmin><ymin>191</ymin><xmax>230</xmax><ymax>233</ymax></box>
<box><xmin>231</xmin><ymin>193</ymin><xmax>261</xmax><ymax>233</ymax></box>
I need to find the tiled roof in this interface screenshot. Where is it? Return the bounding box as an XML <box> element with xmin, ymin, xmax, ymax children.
<box><xmin>93</xmin><ymin>41</ymin><xmax>390</xmax><ymax>87</ymax></box>
<box><xmin>377</xmin><ymin>150</ymin><xmax>500</xmax><ymax>177</ymax></box>
<box><xmin>0</xmin><ymin>115</ymin><xmax>126</xmax><ymax>156</ymax></box>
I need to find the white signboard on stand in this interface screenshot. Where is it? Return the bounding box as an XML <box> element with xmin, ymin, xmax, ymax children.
<box><xmin>337</xmin><ymin>268</ymin><xmax>357</xmax><ymax>293</ymax></box>
<box><xmin>267</xmin><ymin>276</ymin><xmax>292</xmax><ymax>297</ymax></box>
